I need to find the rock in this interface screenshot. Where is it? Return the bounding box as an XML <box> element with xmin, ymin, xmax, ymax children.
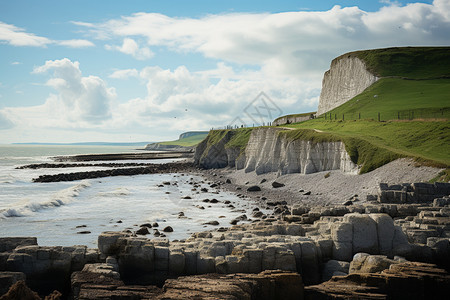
<box><xmin>226</xmin><ymin>179</ymin><xmax>232</xmax><ymax>184</ymax></box>
<box><xmin>322</xmin><ymin>260</ymin><xmax>350</xmax><ymax>281</ymax></box>
<box><xmin>349</xmin><ymin>253</ymin><xmax>397</xmax><ymax>274</ymax></box>
<box><xmin>210</xmin><ymin>199</ymin><xmax>219</xmax><ymax>203</ymax></box>
<box><xmin>344</xmin><ymin>213</ymin><xmax>379</xmax><ymax>254</ymax></box>
<box><xmin>260</xmin><ymin>179</ymin><xmax>267</xmax><ymax>184</ymax></box>
<box><xmin>369</xmin><ymin>214</ymin><xmax>395</xmax><ymax>256</ymax></box>
<box><xmin>140</xmin><ymin>223</ymin><xmax>152</xmax><ymax>228</ymax></box>
<box><xmin>136</xmin><ymin>227</ymin><xmax>149</xmax><ymax>235</ymax></box>
<box><xmin>182</xmin><ymin>196</ymin><xmax>192</xmax><ymax>199</ymax></box>
<box><xmin>252</xmin><ymin>211</ymin><xmax>264</xmax><ymax>218</ymax></box>
<box><xmin>204</xmin><ymin>221</ymin><xmax>220</xmax><ymax>226</ymax></box>
<box><xmin>0</xmin><ymin>272</ymin><xmax>26</xmax><ymax>296</ymax></box>
<box><xmin>0</xmin><ymin>280</ymin><xmax>41</xmax><ymax>300</ymax></box>
<box><xmin>200</xmin><ymin>188</ymin><xmax>208</xmax><ymax>192</ymax></box>
<box><xmin>0</xmin><ymin>237</ymin><xmax>37</xmax><ymax>252</ymax></box>
<box><xmin>342</xmin><ymin>200</ymin><xmax>353</xmax><ymax>206</ymax></box>
<box><xmin>247</xmin><ymin>185</ymin><xmax>261</xmax><ymax>192</ymax></box>
<box><xmin>76</xmin><ymin>231</ymin><xmax>91</xmax><ymax>234</ymax></box>
<box><xmin>163</xmin><ymin>226</ymin><xmax>174</xmax><ymax>232</ymax></box>
<box><xmin>303</xmin><ymin>191</ymin><xmax>311</xmax><ymax>195</ymax></box>
<box><xmin>272</xmin><ymin>181</ymin><xmax>285</xmax><ymax>188</ymax></box>
<box><xmin>305</xmin><ymin>261</ymin><xmax>450</xmax><ymax>299</ymax></box>
<box><xmin>152</xmin><ymin>222</ymin><xmax>159</xmax><ymax>227</ymax></box>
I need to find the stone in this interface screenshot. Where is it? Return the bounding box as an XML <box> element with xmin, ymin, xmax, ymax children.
<box><xmin>0</xmin><ymin>238</ymin><xmax>38</xmax><ymax>253</ymax></box>
<box><xmin>98</xmin><ymin>231</ymin><xmax>129</xmax><ymax>255</ymax></box>
<box><xmin>369</xmin><ymin>213</ymin><xmax>395</xmax><ymax>256</ymax></box>
<box><xmin>349</xmin><ymin>253</ymin><xmax>397</xmax><ymax>274</ymax></box>
<box><xmin>344</xmin><ymin>213</ymin><xmax>378</xmax><ymax>254</ymax></box>
<box><xmin>247</xmin><ymin>185</ymin><xmax>261</xmax><ymax>192</ymax></box>
<box><xmin>163</xmin><ymin>226</ymin><xmax>174</xmax><ymax>232</ymax></box>
<box><xmin>272</xmin><ymin>181</ymin><xmax>285</xmax><ymax>188</ymax></box>
<box><xmin>0</xmin><ymin>272</ymin><xmax>26</xmax><ymax>296</ymax></box>
<box><xmin>322</xmin><ymin>260</ymin><xmax>350</xmax><ymax>281</ymax></box>
<box><xmin>136</xmin><ymin>227</ymin><xmax>149</xmax><ymax>235</ymax></box>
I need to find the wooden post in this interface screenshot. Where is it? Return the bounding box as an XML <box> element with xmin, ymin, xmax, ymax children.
<box><xmin>359</xmin><ymin>112</ymin><xmax>361</xmax><ymax>120</ymax></box>
<box><xmin>378</xmin><ymin>112</ymin><xmax>380</xmax><ymax>122</ymax></box>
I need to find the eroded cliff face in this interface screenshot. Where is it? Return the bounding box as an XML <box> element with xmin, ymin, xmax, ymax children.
<box><xmin>195</xmin><ymin>128</ymin><xmax>359</xmax><ymax>175</ymax></box>
<box><xmin>317</xmin><ymin>56</ymin><xmax>378</xmax><ymax>116</ymax></box>
<box><xmin>242</xmin><ymin>128</ymin><xmax>358</xmax><ymax>175</ymax></box>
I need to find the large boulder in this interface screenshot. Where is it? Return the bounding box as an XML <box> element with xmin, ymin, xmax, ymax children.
<box><xmin>349</xmin><ymin>253</ymin><xmax>397</xmax><ymax>274</ymax></box>
<box><xmin>343</xmin><ymin>213</ymin><xmax>378</xmax><ymax>254</ymax></box>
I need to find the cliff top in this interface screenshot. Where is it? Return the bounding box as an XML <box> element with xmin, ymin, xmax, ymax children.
<box><xmin>335</xmin><ymin>46</ymin><xmax>450</xmax><ymax>79</ymax></box>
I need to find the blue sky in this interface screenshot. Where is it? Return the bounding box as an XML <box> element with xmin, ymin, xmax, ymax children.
<box><xmin>0</xmin><ymin>0</ymin><xmax>448</xmax><ymax>143</ymax></box>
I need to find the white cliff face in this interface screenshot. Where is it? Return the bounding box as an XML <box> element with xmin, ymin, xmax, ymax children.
<box><xmin>241</xmin><ymin>128</ymin><xmax>359</xmax><ymax>175</ymax></box>
<box><xmin>317</xmin><ymin>56</ymin><xmax>378</xmax><ymax>116</ymax></box>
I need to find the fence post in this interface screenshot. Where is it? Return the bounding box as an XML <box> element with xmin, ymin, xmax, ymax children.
<box><xmin>334</xmin><ymin>114</ymin><xmax>336</xmax><ymax>120</ymax></box>
<box><xmin>359</xmin><ymin>112</ymin><xmax>361</xmax><ymax>120</ymax></box>
<box><xmin>378</xmin><ymin>112</ymin><xmax>380</xmax><ymax>122</ymax></box>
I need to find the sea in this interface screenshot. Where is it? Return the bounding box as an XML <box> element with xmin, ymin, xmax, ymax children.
<box><xmin>0</xmin><ymin>145</ymin><xmax>259</xmax><ymax>248</ymax></box>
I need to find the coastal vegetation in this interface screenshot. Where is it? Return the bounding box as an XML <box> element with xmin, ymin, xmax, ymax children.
<box><xmin>158</xmin><ymin>132</ymin><xmax>209</xmax><ymax>147</ymax></box>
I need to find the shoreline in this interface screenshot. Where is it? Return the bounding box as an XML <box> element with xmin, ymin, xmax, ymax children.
<box><xmin>2</xmin><ymin>155</ymin><xmax>449</xmax><ymax>299</ymax></box>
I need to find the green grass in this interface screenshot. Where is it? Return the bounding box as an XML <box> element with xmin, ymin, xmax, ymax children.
<box><xmin>343</xmin><ymin>47</ymin><xmax>450</xmax><ymax>79</ymax></box>
<box><xmin>429</xmin><ymin>169</ymin><xmax>450</xmax><ymax>183</ymax></box>
<box><xmin>226</xmin><ymin>128</ymin><xmax>253</xmax><ymax>151</ymax></box>
<box><xmin>284</xmin><ymin>119</ymin><xmax>449</xmax><ymax>172</ymax></box>
<box><xmin>159</xmin><ymin>133</ymin><xmax>209</xmax><ymax>147</ymax></box>
<box><xmin>320</xmin><ymin>78</ymin><xmax>450</xmax><ymax>121</ymax></box>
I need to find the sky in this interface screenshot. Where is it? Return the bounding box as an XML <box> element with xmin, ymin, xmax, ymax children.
<box><xmin>0</xmin><ymin>0</ymin><xmax>449</xmax><ymax>143</ymax></box>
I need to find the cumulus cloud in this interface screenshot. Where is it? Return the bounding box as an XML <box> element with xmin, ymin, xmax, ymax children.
<box><xmin>78</xmin><ymin>1</ymin><xmax>450</xmax><ymax>77</ymax></box>
<box><xmin>33</xmin><ymin>58</ymin><xmax>116</xmax><ymax>124</ymax></box>
<box><xmin>105</xmin><ymin>38</ymin><xmax>153</xmax><ymax>60</ymax></box>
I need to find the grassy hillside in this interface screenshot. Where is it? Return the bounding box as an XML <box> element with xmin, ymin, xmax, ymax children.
<box><xmin>344</xmin><ymin>47</ymin><xmax>450</xmax><ymax>79</ymax></box>
<box><xmin>284</xmin><ymin>120</ymin><xmax>449</xmax><ymax>173</ymax></box>
<box><xmin>321</xmin><ymin>78</ymin><xmax>450</xmax><ymax>121</ymax></box>
<box><xmin>159</xmin><ymin>133</ymin><xmax>209</xmax><ymax>147</ymax></box>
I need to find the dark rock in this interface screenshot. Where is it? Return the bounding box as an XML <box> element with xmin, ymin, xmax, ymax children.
<box><xmin>116</xmin><ymin>220</ymin><xmax>123</xmax><ymax>223</ymax></box>
<box><xmin>252</xmin><ymin>211</ymin><xmax>264</xmax><ymax>218</ymax></box>
<box><xmin>0</xmin><ymin>280</ymin><xmax>41</xmax><ymax>300</ymax></box>
<box><xmin>210</xmin><ymin>183</ymin><xmax>218</xmax><ymax>188</ymax></box>
<box><xmin>182</xmin><ymin>196</ymin><xmax>192</xmax><ymax>199</ymax></box>
<box><xmin>0</xmin><ymin>272</ymin><xmax>26</xmax><ymax>296</ymax></box>
<box><xmin>260</xmin><ymin>179</ymin><xmax>267</xmax><ymax>184</ymax></box>
<box><xmin>224</xmin><ymin>200</ymin><xmax>231</xmax><ymax>204</ymax></box>
<box><xmin>152</xmin><ymin>222</ymin><xmax>159</xmax><ymax>227</ymax></box>
<box><xmin>204</xmin><ymin>221</ymin><xmax>220</xmax><ymax>226</ymax></box>
<box><xmin>210</xmin><ymin>199</ymin><xmax>219</xmax><ymax>203</ymax></box>
<box><xmin>272</xmin><ymin>181</ymin><xmax>285</xmax><ymax>188</ymax></box>
<box><xmin>343</xmin><ymin>200</ymin><xmax>353</xmax><ymax>206</ymax></box>
<box><xmin>136</xmin><ymin>227</ymin><xmax>149</xmax><ymax>235</ymax></box>
<box><xmin>226</xmin><ymin>179</ymin><xmax>231</xmax><ymax>184</ymax></box>
<box><xmin>76</xmin><ymin>225</ymin><xmax>87</xmax><ymax>228</ymax></box>
<box><xmin>247</xmin><ymin>185</ymin><xmax>261</xmax><ymax>192</ymax></box>
<box><xmin>163</xmin><ymin>181</ymin><xmax>171</xmax><ymax>185</ymax></box>
<box><xmin>140</xmin><ymin>223</ymin><xmax>152</xmax><ymax>228</ymax></box>
<box><xmin>153</xmin><ymin>230</ymin><xmax>161</xmax><ymax>236</ymax></box>
<box><xmin>163</xmin><ymin>226</ymin><xmax>174</xmax><ymax>232</ymax></box>
<box><xmin>201</xmin><ymin>188</ymin><xmax>208</xmax><ymax>192</ymax></box>
<box><xmin>303</xmin><ymin>191</ymin><xmax>311</xmax><ymax>195</ymax></box>
<box><xmin>197</xmin><ymin>206</ymin><xmax>205</xmax><ymax>210</ymax></box>
<box><xmin>77</xmin><ymin>231</ymin><xmax>91</xmax><ymax>234</ymax></box>
<box><xmin>202</xmin><ymin>199</ymin><xmax>210</xmax><ymax>203</ymax></box>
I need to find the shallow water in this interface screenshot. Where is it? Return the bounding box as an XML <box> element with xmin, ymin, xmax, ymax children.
<box><xmin>0</xmin><ymin>145</ymin><xmax>260</xmax><ymax>248</ymax></box>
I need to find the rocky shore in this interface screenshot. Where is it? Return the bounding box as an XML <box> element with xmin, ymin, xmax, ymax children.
<box><xmin>1</xmin><ymin>157</ymin><xmax>450</xmax><ymax>299</ymax></box>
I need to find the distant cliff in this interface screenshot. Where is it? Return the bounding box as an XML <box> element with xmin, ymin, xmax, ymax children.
<box><xmin>195</xmin><ymin>128</ymin><xmax>359</xmax><ymax>175</ymax></box>
<box><xmin>145</xmin><ymin>131</ymin><xmax>208</xmax><ymax>151</ymax></box>
<box><xmin>179</xmin><ymin>131</ymin><xmax>209</xmax><ymax>140</ymax></box>
<box><xmin>317</xmin><ymin>55</ymin><xmax>378</xmax><ymax>116</ymax></box>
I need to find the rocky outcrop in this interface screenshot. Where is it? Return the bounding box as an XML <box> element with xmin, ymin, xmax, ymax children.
<box><xmin>243</xmin><ymin>128</ymin><xmax>358</xmax><ymax>175</ymax></box>
<box><xmin>378</xmin><ymin>182</ymin><xmax>450</xmax><ymax>204</ymax></box>
<box><xmin>317</xmin><ymin>55</ymin><xmax>378</xmax><ymax>116</ymax></box>
<box><xmin>305</xmin><ymin>261</ymin><xmax>450</xmax><ymax>299</ymax></box>
<box><xmin>195</xmin><ymin>131</ymin><xmax>241</xmax><ymax>169</ymax></box>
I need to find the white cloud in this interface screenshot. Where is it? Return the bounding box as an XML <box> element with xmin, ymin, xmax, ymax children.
<box><xmin>33</xmin><ymin>58</ymin><xmax>116</xmax><ymax>124</ymax></box>
<box><xmin>0</xmin><ymin>21</ymin><xmax>51</xmax><ymax>47</ymax></box>
<box><xmin>109</xmin><ymin>69</ymin><xmax>139</xmax><ymax>79</ymax></box>
<box><xmin>57</xmin><ymin>39</ymin><xmax>95</xmax><ymax>48</ymax></box>
<box><xmin>11</xmin><ymin>61</ymin><xmax>22</xmax><ymax>65</ymax></box>
<box><xmin>105</xmin><ymin>38</ymin><xmax>153</xmax><ymax>60</ymax></box>
<box><xmin>0</xmin><ymin>21</ymin><xmax>95</xmax><ymax>48</ymax></box>
<box><xmin>0</xmin><ymin>111</ymin><xmax>14</xmax><ymax>130</ymax></box>
<box><xmin>77</xmin><ymin>1</ymin><xmax>450</xmax><ymax>77</ymax></box>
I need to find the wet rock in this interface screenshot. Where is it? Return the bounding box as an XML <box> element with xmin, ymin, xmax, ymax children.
<box><xmin>303</xmin><ymin>191</ymin><xmax>311</xmax><ymax>195</ymax></box>
<box><xmin>204</xmin><ymin>221</ymin><xmax>220</xmax><ymax>226</ymax></box>
<box><xmin>226</xmin><ymin>179</ymin><xmax>231</xmax><ymax>184</ymax></box>
<box><xmin>152</xmin><ymin>222</ymin><xmax>159</xmax><ymax>227</ymax></box>
<box><xmin>136</xmin><ymin>227</ymin><xmax>149</xmax><ymax>235</ymax></box>
<box><xmin>343</xmin><ymin>200</ymin><xmax>353</xmax><ymax>206</ymax></box>
<box><xmin>163</xmin><ymin>226</ymin><xmax>174</xmax><ymax>233</ymax></box>
<box><xmin>182</xmin><ymin>196</ymin><xmax>192</xmax><ymax>199</ymax></box>
<box><xmin>201</xmin><ymin>188</ymin><xmax>208</xmax><ymax>192</ymax></box>
<box><xmin>77</xmin><ymin>231</ymin><xmax>91</xmax><ymax>234</ymax></box>
<box><xmin>210</xmin><ymin>199</ymin><xmax>219</xmax><ymax>203</ymax></box>
<box><xmin>140</xmin><ymin>223</ymin><xmax>152</xmax><ymax>228</ymax></box>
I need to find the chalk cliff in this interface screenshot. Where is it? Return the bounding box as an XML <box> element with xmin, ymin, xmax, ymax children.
<box><xmin>317</xmin><ymin>55</ymin><xmax>378</xmax><ymax>116</ymax></box>
<box><xmin>195</xmin><ymin>128</ymin><xmax>358</xmax><ymax>175</ymax></box>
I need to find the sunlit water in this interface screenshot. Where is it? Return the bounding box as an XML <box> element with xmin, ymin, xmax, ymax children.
<box><xmin>0</xmin><ymin>145</ymin><xmax>260</xmax><ymax>248</ymax></box>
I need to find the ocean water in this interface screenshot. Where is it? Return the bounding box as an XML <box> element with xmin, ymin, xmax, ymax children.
<box><xmin>0</xmin><ymin>145</ymin><xmax>260</xmax><ymax>248</ymax></box>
